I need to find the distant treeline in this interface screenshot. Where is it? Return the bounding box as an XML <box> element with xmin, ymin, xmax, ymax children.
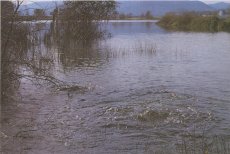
<box><xmin>17</xmin><ymin>9</ymin><xmax>157</xmax><ymax>21</ymax></box>
<box><xmin>113</xmin><ymin>11</ymin><xmax>156</xmax><ymax>20</ymax></box>
<box><xmin>17</xmin><ymin>15</ymin><xmax>52</xmax><ymax>21</ymax></box>
<box><xmin>16</xmin><ymin>8</ymin><xmax>53</xmax><ymax>21</ymax></box>
<box><xmin>157</xmin><ymin>13</ymin><xmax>230</xmax><ymax>32</ymax></box>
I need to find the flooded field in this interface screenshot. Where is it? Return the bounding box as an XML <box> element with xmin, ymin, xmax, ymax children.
<box><xmin>1</xmin><ymin>21</ymin><xmax>230</xmax><ymax>153</ymax></box>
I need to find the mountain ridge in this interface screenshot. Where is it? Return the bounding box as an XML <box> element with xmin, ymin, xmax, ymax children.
<box><xmin>117</xmin><ymin>1</ymin><xmax>214</xmax><ymax>17</ymax></box>
<box><xmin>19</xmin><ymin>1</ymin><xmax>215</xmax><ymax>16</ymax></box>
<box><xmin>209</xmin><ymin>2</ymin><xmax>230</xmax><ymax>10</ymax></box>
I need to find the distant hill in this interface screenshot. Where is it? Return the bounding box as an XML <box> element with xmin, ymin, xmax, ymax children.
<box><xmin>19</xmin><ymin>1</ymin><xmax>214</xmax><ymax>17</ymax></box>
<box><xmin>117</xmin><ymin>1</ymin><xmax>214</xmax><ymax>17</ymax></box>
<box><xmin>209</xmin><ymin>2</ymin><xmax>230</xmax><ymax>10</ymax></box>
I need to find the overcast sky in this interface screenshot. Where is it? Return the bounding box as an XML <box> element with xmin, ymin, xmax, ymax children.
<box><xmin>202</xmin><ymin>0</ymin><xmax>230</xmax><ymax>4</ymax></box>
<box><xmin>20</xmin><ymin>0</ymin><xmax>230</xmax><ymax>5</ymax></box>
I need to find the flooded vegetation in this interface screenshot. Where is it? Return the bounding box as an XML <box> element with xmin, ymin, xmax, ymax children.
<box><xmin>158</xmin><ymin>13</ymin><xmax>230</xmax><ymax>32</ymax></box>
<box><xmin>1</xmin><ymin>1</ymin><xmax>230</xmax><ymax>154</ymax></box>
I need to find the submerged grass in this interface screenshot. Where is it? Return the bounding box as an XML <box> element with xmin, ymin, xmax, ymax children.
<box><xmin>104</xmin><ymin>40</ymin><xmax>157</xmax><ymax>58</ymax></box>
<box><xmin>176</xmin><ymin>136</ymin><xmax>230</xmax><ymax>154</ymax></box>
<box><xmin>144</xmin><ymin>125</ymin><xmax>230</xmax><ymax>154</ymax></box>
<box><xmin>175</xmin><ymin>129</ymin><xmax>230</xmax><ymax>154</ymax></box>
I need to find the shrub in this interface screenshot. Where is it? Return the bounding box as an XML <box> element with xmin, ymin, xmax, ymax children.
<box><xmin>158</xmin><ymin>13</ymin><xmax>230</xmax><ymax>32</ymax></box>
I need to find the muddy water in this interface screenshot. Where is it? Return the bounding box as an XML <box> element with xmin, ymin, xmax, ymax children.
<box><xmin>1</xmin><ymin>21</ymin><xmax>230</xmax><ymax>153</ymax></box>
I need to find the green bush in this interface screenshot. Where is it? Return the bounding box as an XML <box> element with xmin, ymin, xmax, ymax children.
<box><xmin>222</xmin><ymin>17</ymin><xmax>230</xmax><ymax>32</ymax></box>
<box><xmin>158</xmin><ymin>13</ymin><xmax>230</xmax><ymax>32</ymax></box>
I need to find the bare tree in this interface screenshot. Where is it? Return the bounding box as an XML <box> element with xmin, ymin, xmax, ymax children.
<box><xmin>1</xmin><ymin>1</ymin><xmax>64</xmax><ymax>102</ymax></box>
<box><xmin>54</xmin><ymin>1</ymin><xmax>117</xmax><ymax>44</ymax></box>
<box><xmin>1</xmin><ymin>0</ymin><xmax>118</xmax><ymax>102</ymax></box>
<box><xmin>61</xmin><ymin>1</ymin><xmax>116</xmax><ymax>22</ymax></box>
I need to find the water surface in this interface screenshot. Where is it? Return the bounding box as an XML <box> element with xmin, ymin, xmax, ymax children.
<box><xmin>2</xmin><ymin>21</ymin><xmax>230</xmax><ymax>153</ymax></box>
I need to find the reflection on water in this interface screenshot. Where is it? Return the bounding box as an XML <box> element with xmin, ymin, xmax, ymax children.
<box><xmin>3</xmin><ymin>21</ymin><xmax>230</xmax><ymax>153</ymax></box>
<box><xmin>106</xmin><ymin>20</ymin><xmax>167</xmax><ymax>35</ymax></box>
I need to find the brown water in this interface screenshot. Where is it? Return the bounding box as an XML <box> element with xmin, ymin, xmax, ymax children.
<box><xmin>1</xmin><ymin>21</ymin><xmax>230</xmax><ymax>153</ymax></box>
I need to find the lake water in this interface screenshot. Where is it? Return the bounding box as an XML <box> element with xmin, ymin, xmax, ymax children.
<box><xmin>2</xmin><ymin>21</ymin><xmax>230</xmax><ymax>153</ymax></box>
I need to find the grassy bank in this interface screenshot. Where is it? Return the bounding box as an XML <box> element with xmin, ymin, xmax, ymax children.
<box><xmin>157</xmin><ymin>13</ymin><xmax>230</xmax><ymax>32</ymax></box>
